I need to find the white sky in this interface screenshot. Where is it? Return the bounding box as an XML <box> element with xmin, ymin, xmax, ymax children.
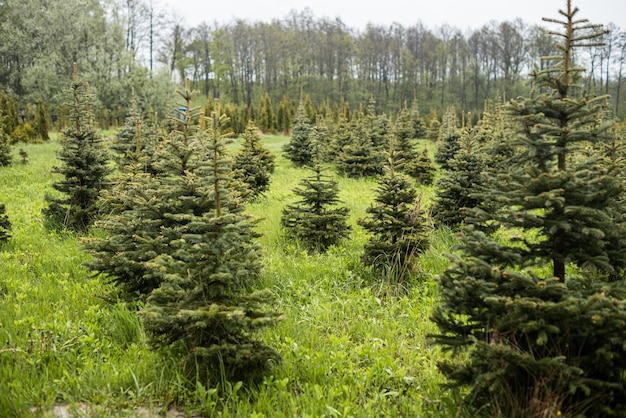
<box><xmin>164</xmin><ymin>0</ymin><xmax>626</xmax><ymax>31</ymax></box>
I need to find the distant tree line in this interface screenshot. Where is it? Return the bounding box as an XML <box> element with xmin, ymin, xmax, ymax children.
<box><xmin>1</xmin><ymin>0</ymin><xmax>626</xmax><ymax>129</ymax></box>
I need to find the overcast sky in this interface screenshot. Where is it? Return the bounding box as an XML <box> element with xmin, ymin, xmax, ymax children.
<box><xmin>164</xmin><ymin>0</ymin><xmax>625</xmax><ymax>31</ymax></box>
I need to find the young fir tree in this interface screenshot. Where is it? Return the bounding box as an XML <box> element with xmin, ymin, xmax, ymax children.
<box><xmin>335</xmin><ymin>104</ymin><xmax>388</xmax><ymax>179</ymax></box>
<box><xmin>141</xmin><ymin>99</ymin><xmax>281</xmax><ymax>381</ymax></box>
<box><xmin>110</xmin><ymin>89</ymin><xmax>144</xmax><ymax>167</ymax></box>
<box><xmin>329</xmin><ymin>114</ymin><xmax>353</xmax><ymax>162</ymax></box>
<box><xmin>232</xmin><ymin>120</ymin><xmax>275</xmax><ymax>198</ymax></box>
<box><xmin>357</xmin><ymin>142</ymin><xmax>430</xmax><ymax>290</ymax></box>
<box><xmin>391</xmin><ymin>111</ymin><xmax>418</xmax><ymax>165</ymax></box>
<box><xmin>404</xmin><ymin>147</ymin><xmax>436</xmax><ymax>186</ymax></box>
<box><xmin>393</xmin><ymin>105</ymin><xmax>418</xmax><ymax>144</ymax></box>
<box><xmin>281</xmin><ymin>144</ymin><xmax>351</xmax><ymax>252</ymax></box>
<box><xmin>431</xmin><ymin>122</ymin><xmax>487</xmax><ymax>228</ymax></box>
<box><xmin>283</xmin><ymin>102</ymin><xmax>314</xmax><ymax>167</ymax></box>
<box><xmin>475</xmin><ymin>97</ymin><xmax>518</xmax><ymax>171</ymax></box>
<box><xmin>84</xmin><ymin>95</ymin><xmax>165</xmax><ymax>299</ymax></box>
<box><xmin>43</xmin><ymin>66</ymin><xmax>111</xmax><ymax>232</ymax></box>
<box><xmin>0</xmin><ymin>203</ymin><xmax>11</xmax><ymax>243</ymax></box>
<box><xmin>33</xmin><ymin>98</ymin><xmax>50</xmax><ymax>141</ymax></box>
<box><xmin>432</xmin><ymin>3</ymin><xmax>626</xmax><ymax>416</ymax></box>
<box><xmin>0</xmin><ymin>126</ymin><xmax>11</xmax><ymax>167</ymax></box>
<box><xmin>434</xmin><ymin>107</ymin><xmax>461</xmax><ymax>170</ymax></box>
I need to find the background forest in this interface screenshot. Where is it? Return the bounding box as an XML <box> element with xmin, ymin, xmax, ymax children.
<box><xmin>2</xmin><ymin>0</ymin><xmax>626</xmax><ymax>133</ymax></box>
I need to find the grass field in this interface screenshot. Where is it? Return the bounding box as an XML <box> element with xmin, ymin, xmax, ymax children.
<box><xmin>0</xmin><ymin>134</ymin><xmax>463</xmax><ymax>417</ymax></box>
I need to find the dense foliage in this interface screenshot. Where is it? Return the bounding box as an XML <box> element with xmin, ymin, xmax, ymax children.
<box><xmin>432</xmin><ymin>3</ymin><xmax>626</xmax><ymax>416</ymax></box>
<box><xmin>43</xmin><ymin>69</ymin><xmax>111</xmax><ymax>232</ymax></box>
<box><xmin>281</xmin><ymin>161</ymin><xmax>351</xmax><ymax>252</ymax></box>
<box><xmin>232</xmin><ymin>120</ymin><xmax>276</xmax><ymax>198</ymax></box>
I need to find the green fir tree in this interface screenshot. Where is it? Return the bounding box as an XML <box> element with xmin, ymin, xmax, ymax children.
<box><xmin>434</xmin><ymin>107</ymin><xmax>461</xmax><ymax>170</ymax></box>
<box><xmin>283</xmin><ymin>102</ymin><xmax>314</xmax><ymax>167</ymax></box>
<box><xmin>141</xmin><ymin>99</ymin><xmax>281</xmax><ymax>381</ymax></box>
<box><xmin>33</xmin><ymin>98</ymin><xmax>50</xmax><ymax>141</ymax></box>
<box><xmin>0</xmin><ymin>128</ymin><xmax>11</xmax><ymax>167</ymax></box>
<box><xmin>404</xmin><ymin>147</ymin><xmax>436</xmax><ymax>186</ymax></box>
<box><xmin>281</xmin><ymin>148</ymin><xmax>351</xmax><ymax>252</ymax></box>
<box><xmin>43</xmin><ymin>66</ymin><xmax>111</xmax><ymax>232</ymax></box>
<box><xmin>257</xmin><ymin>93</ymin><xmax>276</xmax><ymax>133</ymax></box>
<box><xmin>335</xmin><ymin>105</ymin><xmax>387</xmax><ymax>178</ymax></box>
<box><xmin>357</xmin><ymin>143</ymin><xmax>430</xmax><ymax>291</ymax></box>
<box><xmin>431</xmin><ymin>123</ymin><xmax>487</xmax><ymax>228</ymax></box>
<box><xmin>0</xmin><ymin>203</ymin><xmax>11</xmax><ymax>243</ymax></box>
<box><xmin>432</xmin><ymin>3</ymin><xmax>626</xmax><ymax>416</ymax></box>
<box><xmin>232</xmin><ymin>120</ymin><xmax>276</xmax><ymax>198</ymax></box>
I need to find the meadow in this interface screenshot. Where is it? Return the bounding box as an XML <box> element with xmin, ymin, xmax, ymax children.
<box><xmin>0</xmin><ymin>134</ymin><xmax>463</xmax><ymax>417</ymax></box>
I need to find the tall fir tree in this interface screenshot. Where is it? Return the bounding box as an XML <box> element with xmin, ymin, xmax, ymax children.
<box><xmin>43</xmin><ymin>65</ymin><xmax>111</xmax><ymax>232</ymax></box>
<box><xmin>33</xmin><ymin>98</ymin><xmax>50</xmax><ymax>141</ymax></box>
<box><xmin>357</xmin><ymin>142</ymin><xmax>430</xmax><ymax>291</ymax></box>
<box><xmin>84</xmin><ymin>92</ymin><xmax>165</xmax><ymax>298</ymax></box>
<box><xmin>276</xmin><ymin>95</ymin><xmax>294</xmax><ymax>135</ymax></box>
<box><xmin>232</xmin><ymin>120</ymin><xmax>276</xmax><ymax>198</ymax></box>
<box><xmin>257</xmin><ymin>93</ymin><xmax>276</xmax><ymax>133</ymax></box>
<box><xmin>434</xmin><ymin>107</ymin><xmax>461</xmax><ymax>170</ymax></box>
<box><xmin>431</xmin><ymin>122</ymin><xmax>487</xmax><ymax>228</ymax></box>
<box><xmin>432</xmin><ymin>3</ymin><xmax>626</xmax><ymax>416</ymax></box>
<box><xmin>283</xmin><ymin>102</ymin><xmax>314</xmax><ymax>167</ymax></box>
<box><xmin>281</xmin><ymin>144</ymin><xmax>351</xmax><ymax>252</ymax></box>
<box><xmin>141</xmin><ymin>98</ymin><xmax>281</xmax><ymax>380</ymax></box>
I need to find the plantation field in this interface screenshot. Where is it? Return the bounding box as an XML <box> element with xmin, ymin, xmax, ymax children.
<box><xmin>0</xmin><ymin>134</ymin><xmax>462</xmax><ymax>417</ymax></box>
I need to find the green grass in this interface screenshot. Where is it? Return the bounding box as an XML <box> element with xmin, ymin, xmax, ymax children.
<box><xmin>0</xmin><ymin>136</ymin><xmax>461</xmax><ymax>416</ymax></box>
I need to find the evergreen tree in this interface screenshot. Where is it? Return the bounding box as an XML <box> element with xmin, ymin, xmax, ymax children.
<box><xmin>84</xmin><ymin>99</ymin><xmax>165</xmax><ymax>299</ymax></box>
<box><xmin>257</xmin><ymin>93</ymin><xmax>276</xmax><ymax>133</ymax></box>
<box><xmin>432</xmin><ymin>3</ymin><xmax>626</xmax><ymax>416</ymax></box>
<box><xmin>329</xmin><ymin>114</ymin><xmax>353</xmax><ymax>162</ymax></box>
<box><xmin>232</xmin><ymin>120</ymin><xmax>275</xmax><ymax>198</ymax></box>
<box><xmin>335</xmin><ymin>120</ymin><xmax>384</xmax><ymax>178</ymax></box>
<box><xmin>393</xmin><ymin>105</ymin><xmax>417</xmax><ymax>143</ymax></box>
<box><xmin>33</xmin><ymin>98</ymin><xmax>50</xmax><ymax>141</ymax></box>
<box><xmin>0</xmin><ymin>101</ymin><xmax>13</xmax><ymax>166</ymax></box>
<box><xmin>434</xmin><ymin>107</ymin><xmax>461</xmax><ymax>170</ymax></box>
<box><xmin>276</xmin><ymin>95</ymin><xmax>294</xmax><ymax>135</ymax></box>
<box><xmin>0</xmin><ymin>128</ymin><xmax>11</xmax><ymax>167</ymax></box>
<box><xmin>283</xmin><ymin>102</ymin><xmax>314</xmax><ymax>167</ymax></box>
<box><xmin>141</xmin><ymin>99</ymin><xmax>281</xmax><ymax>381</ymax></box>
<box><xmin>18</xmin><ymin>149</ymin><xmax>28</xmax><ymax>164</ymax></box>
<box><xmin>404</xmin><ymin>147</ymin><xmax>436</xmax><ymax>186</ymax></box>
<box><xmin>0</xmin><ymin>203</ymin><xmax>11</xmax><ymax>243</ymax></box>
<box><xmin>431</xmin><ymin>124</ymin><xmax>487</xmax><ymax>228</ymax></box>
<box><xmin>358</xmin><ymin>143</ymin><xmax>430</xmax><ymax>291</ymax></box>
<box><xmin>110</xmin><ymin>91</ymin><xmax>160</xmax><ymax>172</ymax></box>
<box><xmin>43</xmin><ymin>66</ymin><xmax>111</xmax><ymax>232</ymax></box>
<box><xmin>475</xmin><ymin>97</ymin><xmax>517</xmax><ymax>171</ymax></box>
<box><xmin>0</xmin><ymin>91</ymin><xmax>19</xmax><ymax>137</ymax></box>
<box><xmin>391</xmin><ymin>109</ymin><xmax>418</xmax><ymax>164</ymax></box>
<box><xmin>410</xmin><ymin>99</ymin><xmax>425</xmax><ymax>138</ymax></box>
<box><xmin>281</xmin><ymin>149</ymin><xmax>351</xmax><ymax>252</ymax></box>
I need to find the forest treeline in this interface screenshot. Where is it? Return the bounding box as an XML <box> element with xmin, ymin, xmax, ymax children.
<box><xmin>1</xmin><ymin>0</ymin><xmax>626</xmax><ymax>130</ymax></box>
